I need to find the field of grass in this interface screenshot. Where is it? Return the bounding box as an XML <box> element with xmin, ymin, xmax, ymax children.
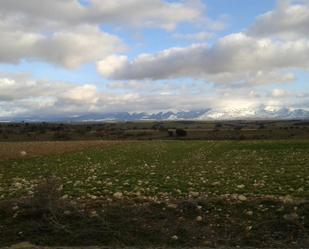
<box><xmin>1</xmin><ymin>140</ymin><xmax>309</xmax><ymax>248</ymax></box>
<box><xmin>1</xmin><ymin>140</ymin><xmax>309</xmax><ymax>200</ymax></box>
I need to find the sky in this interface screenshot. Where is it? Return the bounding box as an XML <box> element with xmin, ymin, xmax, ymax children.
<box><xmin>0</xmin><ymin>0</ymin><xmax>309</xmax><ymax>120</ymax></box>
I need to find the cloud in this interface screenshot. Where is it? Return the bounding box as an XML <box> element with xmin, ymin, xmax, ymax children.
<box><xmin>1</xmin><ymin>0</ymin><xmax>308</xmax><ymax>120</ymax></box>
<box><xmin>0</xmin><ymin>74</ymin><xmax>308</xmax><ymax>120</ymax></box>
<box><xmin>206</xmin><ymin>71</ymin><xmax>296</xmax><ymax>85</ymax></box>
<box><xmin>248</xmin><ymin>0</ymin><xmax>309</xmax><ymax>39</ymax></box>
<box><xmin>271</xmin><ymin>88</ymin><xmax>291</xmax><ymax>98</ymax></box>
<box><xmin>97</xmin><ymin>55</ymin><xmax>129</xmax><ymax>77</ymax></box>
<box><xmin>107</xmin><ymin>80</ymin><xmax>150</xmax><ymax>90</ymax></box>
<box><xmin>0</xmin><ymin>0</ymin><xmax>210</xmax><ymax>67</ymax></box>
<box><xmin>87</xmin><ymin>0</ymin><xmax>206</xmax><ymax>30</ymax></box>
<box><xmin>0</xmin><ymin>0</ymin><xmax>206</xmax><ymax>31</ymax></box>
<box><xmin>97</xmin><ymin>33</ymin><xmax>307</xmax><ymax>84</ymax></box>
<box><xmin>0</xmin><ymin>24</ymin><xmax>125</xmax><ymax>68</ymax></box>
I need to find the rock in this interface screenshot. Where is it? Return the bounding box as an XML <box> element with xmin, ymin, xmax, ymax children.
<box><xmin>89</xmin><ymin>210</ymin><xmax>99</xmax><ymax>218</ymax></box>
<box><xmin>246</xmin><ymin>226</ymin><xmax>253</xmax><ymax>231</ymax></box>
<box><xmin>246</xmin><ymin>210</ymin><xmax>253</xmax><ymax>216</ymax></box>
<box><xmin>202</xmin><ymin>240</ymin><xmax>213</xmax><ymax>247</ymax></box>
<box><xmin>113</xmin><ymin>192</ymin><xmax>123</xmax><ymax>199</ymax></box>
<box><xmin>281</xmin><ymin>195</ymin><xmax>294</xmax><ymax>204</ymax></box>
<box><xmin>171</xmin><ymin>235</ymin><xmax>178</xmax><ymax>240</ymax></box>
<box><xmin>64</xmin><ymin>210</ymin><xmax>71</xmax><ymax>216</ymax></box>
<box><xmin>238</xmin><ymin>195</ymin><xmax>247</xmax><ymax>201</ymax></box>
<box><xmin>196</xmin><ymin>216</ymin><xmax>203</xmax><ymax>222</ymax></box>
<box><xmin>283</xmin><ymin>213</ymin><xmax>299</xmax><ymax>221</ymax></box>
<box><xmin>20</xmin><ymin>151</ymin><xmax>27</xmax><ymax>157</ymax></box>
<box><xmin>167</xmin><ymin>203</ymin><xmax>178</xmax><ymax>209</ymax></box>
<box><xmin>237</xmin><ymin>184</ymin><xmax>245</xmax><ymax>189</ymax></box>
<box><xmin>10</xmin><ymin>242</ymin><xmax>35</xmax><ymax>248</ymax></box>
<box><xmin>189</xmin><ymin>191</ymin><xmax>199</xmax><ymax>198</ymax></box>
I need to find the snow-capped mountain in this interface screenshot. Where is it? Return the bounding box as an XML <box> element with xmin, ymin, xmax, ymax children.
<box><xmin>196</xmin><ymin>107</ymin><xmax>309</xmax><ymax>121</ymax></box>
<box><xmin>71</xmin><ymin>109</ymin><xmax>212</xmax><ymax>122</ymax></box>
<box><xmin>2</xmin><ymin>107</ymin><xmax>309</xmax><ymax>122</ymax></box>
<box><xmin>68</xmin><ymin>107</ymin><xmax>309</xmax><ymax>122</ymax></box>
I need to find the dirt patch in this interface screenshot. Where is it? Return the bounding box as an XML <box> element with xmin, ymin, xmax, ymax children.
<box><xmin>0</xmin><ymin>140</ymin><xmax>127</xmax><ymax>161</ymax></box>
<box><xmin>2</xmin><ymin>243</ymin><xmax>105</xmax><ymax>249</ymax></box>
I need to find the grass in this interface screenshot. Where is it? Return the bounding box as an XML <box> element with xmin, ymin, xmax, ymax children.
<box><xmin>1</xmin><ymin>140</ymin><xmax>309</xmax><ymax>200</ymax></box>
<box><xmin>1</xmin><ymin>140</ymin><xmax>309</xmax><ymax>247</ymax></box>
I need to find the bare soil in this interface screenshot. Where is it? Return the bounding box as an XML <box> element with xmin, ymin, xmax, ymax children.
<box><xmin>0</xmin><ymin>141</ymin><xmax>126</xmax><ymax>161</ymax></box>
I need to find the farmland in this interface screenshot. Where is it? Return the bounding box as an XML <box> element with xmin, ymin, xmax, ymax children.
<box><xmin>1</xmin><ymin>140</ymin><xmax>309</xmax><ymax>200</ymax></box>
<box><xmin>0</xmin><ymin>139</ymin><xmax>309</xmax><ymax>247</ymax></box>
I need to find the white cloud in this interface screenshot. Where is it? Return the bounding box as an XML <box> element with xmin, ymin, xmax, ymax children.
<box><xmin>0</xmin><ymin>0</ymin><xmax>308</xmax><ymax>119</ymax></box>
<box><xmin>248</xmin><ymin>0</ymin><xmax>309</xmax><ymax>39</ymax></box>
<box><xmin>63</xmin><ymin>85</ymin><xmax>100</xmax><ymax>104</ymax></box>
<box><xmin>97</xmin><ymin>55</ymin><xmax>129</xmax><ymax>77</ymax></box>
<box><xmin>107</xmin><ymin>80</ymin><xmax>150</xmax><ymax>90</ymax></box>
<box><xmin>0</xmin><ymin>0</ymin><xmax>206</xmax><ymax>31</ymax></box>
<box><xmin>0</xmin><ymin>24</ymin><xmax>125</xmax><ymax>68</ymax></box>
<box><xmin>271</xmin><ymin>88</ymin><xmax>291</xmax><ymax>98</ymax></box>
<box><xmin>206</xmin><ymin>71</ymin><xmax>296</xmax><ymax>85</ymax></box>
<box><xmin>87</xmin><ymin>0</ymin><xmax>206</xmax><ymax>30</ymax></box>
<box><xmin>0</xmin><ymin>74</ymin><xmax>308</xmax><ymax>120</ymax></box>
<box><xmin>0</xmin><ymin>0</ymin><xmax>210</xmax><ymax>67</ymax></box>
<box><xmin>97</xmin><ymin>33</ymin><xmax>307</xmax><ymax>84</ymax></box>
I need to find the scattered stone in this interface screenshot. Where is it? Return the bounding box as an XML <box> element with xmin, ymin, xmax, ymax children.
<box><xmin>196</xmin><ymin>216</ymin><xmax>203</xmax><ymax>222</ymax></box>
<box><xmin>238</xmin><ymin>195</ymin><xmax>247</xmax><ymax>201</ymax></box>
<box><xmin>113</xmin><ymin>192</ymin><xmax>123</xmax><ymax>199</ymax></box>
<box><xmin>246</xmin><ymin>210</ymin><xmax>253</xmax><ymax>216</ymax></box>
<box><xmin>12</xmin><ymin>206</ymin><xmax>19</xmax><ymax>211</ymax></box>
<box><xmin>281</xmin><ymin>195</ymin><xmax>294</xmax><ymax>204</ymax></box>
<box><xmin>171</xmin><ymin>235</ymin><xmax>178</xmax><ymax>240</ymax></box>
<box><xmin>20</xmin><ymin>151</ymin><xmax>27</xmax><ymax>157</ymax></box>
<box><xmin>167</xmin><ymin>203</ymin><xmax>178</xmax><ymax>209</ymax></box>
<box><xmin>89</xmin><ymin>210</ymin><xmax>99</xmax><ymax>218</ymax></box>
<box><xmin>64</xmin><ymin>210</ymin><xmax>71</xmax><ymax>216</ymax></box>
<box><xmin>202</xmin><ymin>240</ymin><xmax>213</xmax><ymax>247</ymax></box>
<box><xmin>237</xmin><ymin>184</ymin><xmax>245</xmax><ymax>189</ymax></box>
<box><xmin>10</xmin><ymin>242</ymin><xmax>35</xmax><ymax>248</ymax></box>
<box><xmin>283</xmin><ymin>213</ymin><xmax>299</xmax><ymax>221</ymax></box>
<box><xmin>246</xmin><ymin>226</ymin><xmax>253</xmax><ymax>232</ymax></box>
<box><xmin>189</xmin><ymin>191</ymin><xmax>199</xmax><ymax>198</ymax></box>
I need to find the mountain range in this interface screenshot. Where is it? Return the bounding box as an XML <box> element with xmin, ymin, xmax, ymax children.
<box><xmin>2</xmin><ymin>107</ymin><xmax>309</xmax><ymax>122</ymax></box>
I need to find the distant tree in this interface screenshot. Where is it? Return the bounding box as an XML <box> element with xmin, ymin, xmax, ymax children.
<box><xmin>234</xmin><ymin>126</ymin><xmax>243</xmax><ymax>131</ymax></box>
<box><xmin>168</xmin><ymin>130</ymin><xmax>174</xmax><ymax>137</ymax></box>
<box><xmin>176</xmin><ymin>129</ymin><xmax>187</xmax><ymax>137</ymax></box>
<box><xmin>215</xmin><ymin>123</ymin><xmax>222</xmax><ymax>128</ymax></box>
<box><xmin>53</xmin><ymin>131</ymin><xmax>71</xmax><ymax>141</ymax></box>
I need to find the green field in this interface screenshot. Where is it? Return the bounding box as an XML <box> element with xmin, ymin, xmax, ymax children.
<box><xmin>1</xmin><ymin>140</ymin><xmax>309</xmax><ymax>201</ymax></box>
<box><xmin>1</xmin><ymin>140</ymin><xmax>309</xmax><ymax>247</ymax></box>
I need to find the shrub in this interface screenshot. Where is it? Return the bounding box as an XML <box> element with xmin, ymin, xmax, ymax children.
<box><xmin>176</xmin><ymin>129</ymin><xmax>187</xmax><ymax>137</ymax></box>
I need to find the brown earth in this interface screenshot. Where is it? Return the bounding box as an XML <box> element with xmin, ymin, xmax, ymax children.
<box><xmin>0</xmin><ymin>141</ymin><xmax>127</xmax><ymax>161</ymax></box>
<box><xmin>0</xmin><ymin>242</ymin><xmax>277</xmax><ymax>249</ymax></box>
